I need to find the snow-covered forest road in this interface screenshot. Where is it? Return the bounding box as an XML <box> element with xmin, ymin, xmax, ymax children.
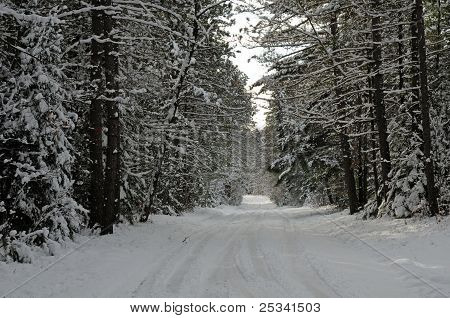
<box><xmin>1</xmin><ymin>196</ymin><xmax>449</xmax><ymax>298</ymax></box>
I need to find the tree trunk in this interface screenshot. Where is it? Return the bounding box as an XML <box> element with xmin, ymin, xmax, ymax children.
<box><xmin>330</xmin><ymin>13</ymin><xmax>358</xmax><ymax>215</ymax></box>
<box><xmin>367</xmin><ymin>55</ymin><xmax>381</xmax><ymax>211</ymax></box>
<box><xmin>370</xmin><ymin>108</ymin><xmax>382</xmax><ymax>209</ymax></box>
<box><xmin>325</xmin><ymin>178</ymin><xmax>335</xmax><ymax>205</ymax></box>
<box><xmin>357</xmin><ymin>135</ymin><xmax>368</xmax><ymax>208</ymax></box>
<box><xmin>88</xmin><ymin>0</ymin><xmax>105</xmax><ymax>227</ymax></box>
<box><xmin>415</xmin><ymin>0</ymin><xmax>440</xmax><ymax>216</ymax></box>
<box><xmin>371</xmin><ymin>0</ymin><xmax>391</xmax><ymax>199</ymax></box>
<box><xmin>340</xmin><ymin>133</ymin><xmax>359</xmax><ymax>214</ymax></box>
<box><xmin>410</xmin><ymin>4</ymin><xmax>421</xmax><ymax>136</ymax></box>
<box><xmin>102</xmin><ymin>0</ymin><xmax>120</xmax><ymax>234</ymax></box>
<box><xmin>397</xmin><ymin>12</ymin><xmax>405</xmax><ymax>107</ymax></box>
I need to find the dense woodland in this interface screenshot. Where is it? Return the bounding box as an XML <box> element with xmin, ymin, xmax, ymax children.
<box><xmin>254</xmin><ymin>0</ymin><xmax>450</xmax><ymax>218</ymax></box>
<box><xmin>0</xmin><ymin>0</ymin><xmax>449</xmax><ymax>263</ymax></box>
<box><xmin>0</xmin><ymin>0</ymin><xmax>254</xmax><ymax>262</ymax></box>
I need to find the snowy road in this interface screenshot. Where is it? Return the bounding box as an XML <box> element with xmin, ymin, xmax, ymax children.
<box><xmin>1</xmin><ymin>195</ymin><xmax>449</xmax><ymax>297</ymax></box>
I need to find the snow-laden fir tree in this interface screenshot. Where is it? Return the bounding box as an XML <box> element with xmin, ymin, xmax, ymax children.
<box><xmin>0</xmin><ymin>3</ymin><xmax>84</xmax><ymax>262</ymax></box>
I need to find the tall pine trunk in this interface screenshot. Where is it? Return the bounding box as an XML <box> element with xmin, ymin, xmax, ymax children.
<box><xmin>410</xmin><ymin>4</ymin><xmax>421</xmax><ymax>136</ymax></box>
<box><xmin>370</xmin><ymin>108</ymin><xmax>382</xmax><ymax>209</ymax></box>
<box><xmin>340</xmin><ymin>133</ymin><xmax>358</xmax><ymax>215</ymax></box>
<box><xmin>397</xmin><ymin>12</ymin><xmax>405</xmax><ymax>107</ymax></box>
<box><xmin>102</xmin><ymin>0</ymin><xmax>120</xmax><ymax>234</ymax></box>
<box><xmin>415</xmin><ymin>0</ymin><xmax>440</xmax><ymax>216</ymax></box>
<box><xmin>88</xmin><ymin>0</ymin><xmax>105</xmax><ymax>227</ymax></box>
<box><xmin>367</xmin><ymin>58</ymin><xmax>381</xmax><ymax>211</ymax></box>
<box><xmin>357</xmin><ymin>135</ymin><xmax>368</xmax><ymax>208</ymax></box>
<box><xmin>371</xmin><ymin>0</ymin><xmax>391</xmax><ymax>199</ymax></box>
<box><xmin>331</xmin><ymin>13</ymin><xmax>358</xmax><ymax>215</ymax></box>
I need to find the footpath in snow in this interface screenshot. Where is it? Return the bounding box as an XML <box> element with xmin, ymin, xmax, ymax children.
<box><xmin>0</xmin><ymin>195</ymin><xmax>449</xmax><ymax>297</ymax></box>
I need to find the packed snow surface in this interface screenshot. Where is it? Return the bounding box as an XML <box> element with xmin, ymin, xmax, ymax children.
<box><xmin>1</xmin><ymin>195</ymin><xmax>449</xmax><ymax>297</ymax></box>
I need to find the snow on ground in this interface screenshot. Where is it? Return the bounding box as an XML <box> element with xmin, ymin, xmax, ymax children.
<box><xmin>0</xmin><ymin>195</ymin><xmax>449</xmax><ymax>297</ymax></box>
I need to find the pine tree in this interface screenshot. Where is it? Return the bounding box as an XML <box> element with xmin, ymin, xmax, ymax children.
<box><xmin>1</xmin><ymin>3</ymin><xmax>84</xmax><ymax>261</ymax></box>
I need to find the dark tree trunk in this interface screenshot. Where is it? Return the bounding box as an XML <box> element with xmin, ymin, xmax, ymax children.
<box><xmin>330</xmin><ymin>13</ymin><xmax>358</xmax><ymax>215</ymax></box>
<box><xmin>371</xmin><ymin>0</ymin><xmax>391</xmax><ymax>199</ymax></box>
<box><xmin>367</xmin><ymin>55</ymin><xmax>381</xmax><ymax>211</ymax></box>
<box><xmin>340</xmin><ymin>133</ymin><xmax>359</xmax><ymax>215</ymax></box>
<box><xmin>102</xmin><ymin>0</ymin><xmax>120</xmax><ymax>234</ymax></box>
<box><xmin>356</xmin><ymin>93</ymin><xmax>368</xmax><ymax>208</ymax></box>
<box><xmin>370</xmin><ymin>108</ymin><xmax>382</xmax><ymax>209</ymax></box>
<box><xmin>325</xmin><ymin>179</ymin><xmax>335</xmax><ymax>205</ymax></box>
<box><xmin>415</xmin><ymin>0</ymin><xmax>440</xmax><ymax>216</ymax></box>
<box><xmin>357</xmin><ymin>135</ymin><xmax>368</xmax><ymax>208</ymax></box>
<box><xmin>88</xmin><ymin>0</ymin><xmax>105</xmax><ymax>227</ymax></box>
<box><xmin>410</xmin><ymin>4</ymin><xmax>421</xmax><ymax>136</ymax></box>
<box><xmin>397</xmin><ymin>12</ymin><xmax>405</xmax><ymax>107</ymax></box>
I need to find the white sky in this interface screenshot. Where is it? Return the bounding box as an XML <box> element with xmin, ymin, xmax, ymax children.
<box><xmin>227</xmin><ymin>10</ymin><xmax>270</xmax><ymax>130</ymax></box>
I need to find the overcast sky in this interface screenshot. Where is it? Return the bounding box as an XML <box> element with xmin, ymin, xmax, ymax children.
<box><xmin>227</xmin><ymin>10</ymin><xmax>269</xmax><ymax>130</ymax></box>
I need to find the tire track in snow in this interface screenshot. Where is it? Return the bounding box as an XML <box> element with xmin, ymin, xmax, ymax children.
<box><xmin>131</xmin><ymin>215</ymin><xmax>229</xmax><ymax>297</ymax></box>
<box><xmin>134</xmin><ymin>197</ymin><xmax>446</xmax><ymax>298</ymax></box>
<box><xmin>275</xmin><ymin>210</ymin><xmax>343</xmax><ymax>297</ymax></box>
<box><xmin>132</xmin><ymin>212</ymin><xmax>246</xmax><ymax>297</ymax></box>
<box><xmin>227</xmin><ymin>210</ymin><xmax>282</xmax><ymax>297</ymax></box>
<box><xmin>162</xmin><ymin>213</ymin><xmax>253</xmax><ymax>297</ymax></box>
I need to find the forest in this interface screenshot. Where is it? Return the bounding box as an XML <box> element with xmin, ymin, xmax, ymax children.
<box><xmin>0</xmin><ymin>0</ymin><xmax>255</xmax><ymax>262</ymax></box>
<box><xmin>257</xmin><ymin>0</ymin><xmax>450</xmax><ymax>218</ymax></box>
<box><xmin>0</xmin><ymin>0</ymin><xmax>449</xmax><ymax>264</ymax></box>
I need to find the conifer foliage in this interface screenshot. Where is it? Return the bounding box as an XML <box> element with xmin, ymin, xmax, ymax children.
<box><xmin>1</xmin><ymin>0</ymin><xmax>449</xmax><ymax>263</ymax></box>
<box><xmin>0</xmin><ymin>0</ymin><xmax>253</xmax><ymax>262</ymax></box>
<box><xmin>253</xmin><ymin>0</ymin><xmax>449</xmax><ymax>217</ymax></box>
